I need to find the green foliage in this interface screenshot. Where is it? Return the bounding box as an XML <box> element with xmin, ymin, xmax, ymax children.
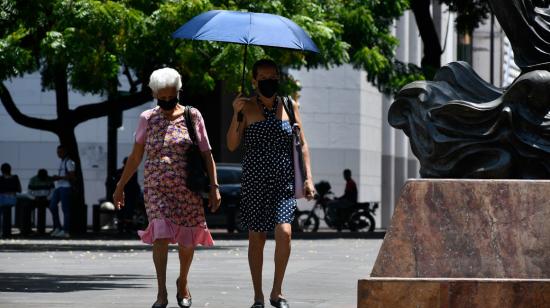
<box><xmin>0</xmin><ymin>28</ymin><xmax>35</xmax><ymax>78</ymax></box>
<box><xmin>440</xmin><ymin>0</ymin><xmax>491</xmax><ymax>34</ymax></box>
<box><xmin>1</xmin><ymin>0</ymin><xmax>413</xmax><ymax>95</ymax></box>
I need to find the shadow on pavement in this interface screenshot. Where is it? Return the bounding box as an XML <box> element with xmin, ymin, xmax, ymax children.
<box><xmin>0</xmin><ymin>243</ymin><xmax>247</xmax><ymax>252</ymax></box>
<box><xmin>211</xmin><ymin>230</ymin><xmax>386</xmax><ymax>240</ymax></box>
<box><xmin>0</xmin><ymin>272</ymin><xmax>151</xmax><ymax>293</ymax></box>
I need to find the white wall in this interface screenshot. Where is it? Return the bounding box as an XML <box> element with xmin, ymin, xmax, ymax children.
<box><xmin>0</xmin><ymin>72</ymin><xmax>151</xmax><ymax>225</ymax></box>
<box><xmin>472</xmin><ymin>15</ymin><xmax>503</xmax><ymax>86</ymax></box>
<box><xmin>290</xmin><ymin>64</ymin><xmax>383</xmax><ymax>227</ymax></box>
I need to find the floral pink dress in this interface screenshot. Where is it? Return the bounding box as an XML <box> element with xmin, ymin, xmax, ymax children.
<box><xmin>134</xmin><ymin>106</ymin><xmax>214</xmax><ymax>247</ymax></box>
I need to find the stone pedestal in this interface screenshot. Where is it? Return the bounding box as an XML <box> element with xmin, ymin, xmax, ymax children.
<box><xmin>358</xmin><ymin>278</ymin><xmax>550</xmax><ymax>308</ymax></box>
<box><xmin>359</xmin><ymin>180</ymin><xmax>550</xmax><ymax>307</ymax></box>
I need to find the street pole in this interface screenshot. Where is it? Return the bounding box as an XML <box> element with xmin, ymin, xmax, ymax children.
<box><xmin>490</xmin><ymin>12</ymin><xmax>495</xmax><ymax>85</ymax></box>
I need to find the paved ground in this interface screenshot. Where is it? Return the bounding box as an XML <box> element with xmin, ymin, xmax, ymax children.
<box><xmin>0</xmin><ymin>237</ymin><xmax>382</xmax><ymax>308</ymax></box>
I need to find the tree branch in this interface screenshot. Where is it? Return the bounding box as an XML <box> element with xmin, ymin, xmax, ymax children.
<box><xmin>410</xmin><ymin>0</ymin><xmax>443</xmax><ymax>79</ymax></box>
<box><xmin>0</xmin><ymin>82</ymin><xmax>57</xmax><ymax>131</ymax></box>
<box><xmin>123</xmin><ymin>65</ymin><xmax>138</xmax><ymax>93</ymax></box>
<box><xmin>72</xmin><ymin>89</ymin><xmax>152</xmax><ymax>124</ymax></box>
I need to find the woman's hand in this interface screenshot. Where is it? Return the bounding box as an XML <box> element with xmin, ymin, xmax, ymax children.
<box><xmin>304</xmin><ymin>180</ymin><xmax>315</xmax><ymax>201</ymax></box>
<box><xmin>113</xmin><ymin>185</ymin><xmax>125</xmax><ymax>210</ymax></box>
<box><xmin>208</xmin><ymin>187</ymin><xmax>222</xmax><ymax>213</ymax></box>
<box><xmin>232</xmin><ymin>94</ymin><xmax>249</xmax><ymax>115</ymax></box>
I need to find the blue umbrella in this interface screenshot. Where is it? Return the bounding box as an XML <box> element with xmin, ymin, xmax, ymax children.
<box><xmin>172</xmin><ymin>10</ymin><xmax>319</xmax><ymax>91</ymax></box>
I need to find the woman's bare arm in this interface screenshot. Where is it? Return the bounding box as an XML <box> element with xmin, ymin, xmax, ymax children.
<box><xmin>226</xmin><ymin>95</ymin><xmax>249</xmax><ymax>151</ymax></box>
<box><xmin>114</xmin><ymin>142</ymin><xmax>144</xmax><ymax>208</ymax></box>
<box><xmin>292</xmin><ymin>100</ymin><xmax>315</xmax><ymax>200</ymax></box>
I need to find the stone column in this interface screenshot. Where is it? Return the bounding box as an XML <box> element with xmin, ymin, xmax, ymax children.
<box><xmin>381</xmin><ymin>94</ymin><xmax>395</xmax><ymax>228</ymax></box>
<box><xmin>393</xmin><ymin>12</ymin><xmax>410</xmax><ymax>203</ymax></box>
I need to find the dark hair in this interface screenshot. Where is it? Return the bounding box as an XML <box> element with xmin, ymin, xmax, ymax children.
<box><xmin>252</xmin><ymin>59</ymin><xmax>279</xmax><ymax>79</ymax></box>
<box><xmin>1</xmin><ymin>163</ymin><xmax>11</xmax><ymax>175</ymax></box>
<box><xmin>123</xmin><ymin>157</ymin><xmax>128</xmax><ymax>165</ymax></box>
<box><xmin>57</xmin><ymin>144</ymin><xmax>65</xmax><ymax>150</ymax></box>
<box><xmin>343</xmin><ymin>169</ymin><xmax>352</xmax><ymax>177</ymax></box>
<box><xmin>37</xmin><ymin>169</ymin><xmax>49</xmax><ymax>180</ymax></box>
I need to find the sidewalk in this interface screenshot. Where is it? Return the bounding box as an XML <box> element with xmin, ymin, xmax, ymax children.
<box><xmin>0</xmin><ymin>237</ymin><xmax>382</xmax><ymax>308</ymax></box>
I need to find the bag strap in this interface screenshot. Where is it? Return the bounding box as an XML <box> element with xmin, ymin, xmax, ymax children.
<box><xmin>282</xmin><ymin>96</ymin><xmax>297</xmax><ymax>125</ymax></box>
<box><xmin>184</xmin><ymin>106</ymin><xmax>198</xmax><ymax>145</ymax></box>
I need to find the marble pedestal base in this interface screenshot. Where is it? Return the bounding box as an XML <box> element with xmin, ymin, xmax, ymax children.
<box><xmin>359</xmin><ymin>180</ymin><xmax>550</xmax><ymax>307</ymax></box>
<box><xmin>358</xmin><ymin>278</ymin><xmax>550</xmax><ymax>308</ymax></box>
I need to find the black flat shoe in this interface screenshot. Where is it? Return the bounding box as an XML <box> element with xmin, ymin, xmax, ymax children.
<box><xmin>151</xmin><ymin>302</ymin><xmax>167</xmax><ymax>308</ymax></box>
<box><xmin>269</xmin><ymin>298</ymin><xmax>289</xmax><ymax>308</ymax></box>
<box><xmin>251</xmin><ymin>302</ymin><xmax>265</xmax><ymax>308</ymax></box>
<box><xmin>176</xmin><ymin>278</ymin><xmax>192</xmax><ymax>308</ymax></box>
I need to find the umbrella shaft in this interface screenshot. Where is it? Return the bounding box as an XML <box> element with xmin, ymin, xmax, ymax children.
<box><xmin>241</xmin><ymin>44</ymin><xmax>248</xmax><ymax>94</ymax></box>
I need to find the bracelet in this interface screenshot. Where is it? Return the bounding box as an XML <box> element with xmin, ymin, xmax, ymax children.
<box><xmin>210</xmin><ymin>183</ymin><xmax>220</xmax><ymax>188</ymax></box>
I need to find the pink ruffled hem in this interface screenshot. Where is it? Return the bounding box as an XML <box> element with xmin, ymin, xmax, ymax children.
<box><xmin>138</xmin><ymin>218</ymin><xmax>214</xmax><ymax>247</ymax></box>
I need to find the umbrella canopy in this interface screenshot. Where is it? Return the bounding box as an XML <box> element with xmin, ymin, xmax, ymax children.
<box><xmin>173</xmin><ymin>10</ymin><xmax>319</xmax><ymax>93</ymax></box>
<box><xmin>172</xmin><ymin>10</ymin><xmax>319</xmax><ymax>53</ymax></box>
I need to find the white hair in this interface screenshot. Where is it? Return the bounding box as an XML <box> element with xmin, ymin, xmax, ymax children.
<box><xmin>148</xmin><ymin>67</ymin><xmax>182</xmax><ymax>94</ymax></box>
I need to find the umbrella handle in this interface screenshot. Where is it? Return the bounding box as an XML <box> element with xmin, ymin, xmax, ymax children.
<box><xmin>237</xmin><ymin>44</ymin><xmax>248</xmax><ymax>124</ymax></box>
<box><xmin>241</xmin><ymin>44</ymin><xmax>248</xmax><ymax>96</ymax></box>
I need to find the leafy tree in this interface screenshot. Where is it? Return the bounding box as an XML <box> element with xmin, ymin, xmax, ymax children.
<box><xmin>1</xmin><ymin>0</ymin><xmax>409</xmax><ymax>231</ymax></box>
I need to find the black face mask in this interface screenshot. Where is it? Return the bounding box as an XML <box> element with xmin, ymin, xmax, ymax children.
<box><xmin>257</xmin><ymin>79</ymin><xmax>279</xmax><ymax>98</ymax></box>
<box><xmin>157</xmin><ymin>97</ymin><xmax>178</xmax><ymax>110</ymax></box>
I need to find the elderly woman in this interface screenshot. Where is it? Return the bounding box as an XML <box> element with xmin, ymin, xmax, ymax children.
<box><xmin>114</xmin><ymin>67</ymin><xmax>221</xmax><ymax>308</ymax></box>
<box><xmin>226</xmin><ymin>59</ymin><xmax>315</xmax><ymax>308</ymax></box>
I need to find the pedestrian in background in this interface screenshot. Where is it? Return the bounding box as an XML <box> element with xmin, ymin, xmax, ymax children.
<box><xmin>0</xmin><ymin>163</ymin><xmax>21</xmax><ymax>237</ymax></box>
<box><xmin>49</xmin><ymin>144</ymin><xmax>76</xmax><ymax>238</ymax></box>
<box><xmin>28</xmin><ymin>169</ymin><xmax>55</xmax><ymax>234</ymax></box>
<box><xmin>328</xmin><ymin>169</ymin><xmax>358</xmax><ymax>231</ymax></box>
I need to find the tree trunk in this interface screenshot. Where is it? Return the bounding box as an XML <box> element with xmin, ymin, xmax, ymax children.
<box><xmin>54</xmin><ymin>65</ymin><xmax>87</xmax><ymax>234</ymax></box>
<box><xmin>106</xmin><ymin>79</ymin><xmax>121</xmax><ymax>201</ymax></box>
<box><xmin>410</xmin><ymin>0</ymin><xmax>443</xmax><ymax>79</ymax></box>
<box><xmin>55</xmin><ymin>128</ymin><xmax>87</xmax><ymax>234</ymax></box>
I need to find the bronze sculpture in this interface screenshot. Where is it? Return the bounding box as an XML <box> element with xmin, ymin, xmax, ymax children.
<box><xmin>389</xmin><ymin>0</ymin><xmax>550</xmax><ymax>178</ymax></box>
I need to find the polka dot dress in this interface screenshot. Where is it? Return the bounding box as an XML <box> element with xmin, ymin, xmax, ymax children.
<box><xmin>241</xmin><ymin>98</ymin><xmax>297</xmax><ymax>232</ymax></box>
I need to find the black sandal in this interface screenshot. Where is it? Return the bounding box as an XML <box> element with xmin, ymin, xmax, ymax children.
<box><xmin>269</xmin><ymin>298</ymin><xmax>289</xmax><ymax>308</ymax></box>
<box><xmin>176</xmin><ymin>278</ymin><xmax>192</xmax><ymax>308</ymax></box>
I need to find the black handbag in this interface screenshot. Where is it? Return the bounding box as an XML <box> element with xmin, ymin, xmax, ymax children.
<box><xmin>184</xmin><ymin>106</ymin><xmax>209</xmax><ymax>193</ymax></box>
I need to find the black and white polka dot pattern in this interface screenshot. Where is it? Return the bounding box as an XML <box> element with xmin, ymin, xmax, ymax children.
<box><xmin>240</xmin><ymin>98</ymin><xmax>297</xmax><ymax>232</ymax></box>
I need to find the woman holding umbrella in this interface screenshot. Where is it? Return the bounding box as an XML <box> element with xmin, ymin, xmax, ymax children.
<box><xmin>114</xmin><ymin>67</ymin><xmax>221</xmax><ymax>308</ymax></box>
<box><xmin>227</xmin><ymin>59</ymin><xmax>315</xmax><ymax>308</ymax></box>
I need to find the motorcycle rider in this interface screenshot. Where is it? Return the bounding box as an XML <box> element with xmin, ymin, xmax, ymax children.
<box><xmin>327</xmin><ymin>169</ymin><xmax>358</xmax><ymax>231</ymax></box>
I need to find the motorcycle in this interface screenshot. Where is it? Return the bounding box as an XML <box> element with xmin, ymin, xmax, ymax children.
<box><xmin>295</xmin><ymin>181</ymin><xmax>377</xmax><ymax>232</ymax></box>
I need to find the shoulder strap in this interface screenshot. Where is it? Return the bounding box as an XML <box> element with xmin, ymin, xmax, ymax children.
<box><xmin>282</xmin><ymin>96</ymin><xmax>297</xmax><ymax>125</ymax></box>
<box><xmin>184</xmin><ymin>106</ymin><xmax>198</xmax><ymax>145</ymax></box>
